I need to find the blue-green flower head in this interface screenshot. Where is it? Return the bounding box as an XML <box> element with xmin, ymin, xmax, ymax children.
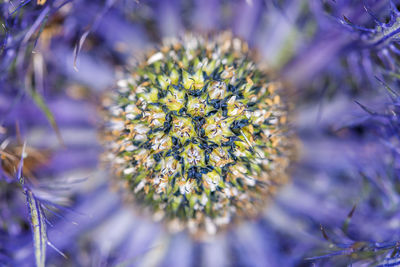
<box><xmin>104</xmin><ymin>32</ymin><xmax>293</xmax><ymax>235</ymax></box>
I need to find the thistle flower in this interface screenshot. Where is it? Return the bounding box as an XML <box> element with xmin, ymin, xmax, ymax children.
<box><xmin>1</xmin><ymin>0</ymin><xmax>398</xmax><ymax>266</ymax></box>
<box><xmin>103</xmin><ymin>32</ymin><xmax>292</xmax><ymax>236</ymax></box>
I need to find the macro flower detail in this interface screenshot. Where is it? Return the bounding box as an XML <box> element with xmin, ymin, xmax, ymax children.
<box><xmin>5</xmin><ymin>1</ymin><xmax>400</xmax><ymax>266</ymax></box>
<box><xmin>104</xmin><ymin>33</ymin><xmax>291</xmax><ymax>235</ymax></box>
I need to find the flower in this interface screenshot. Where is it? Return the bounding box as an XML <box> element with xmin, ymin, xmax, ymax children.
<box><xmin>103</xmin><ymin>32</ymin><xmax>292</xmax><ymax>236</ymax></box>
<box><xmin>1</xmin><ymin>0</ymin><xmax>399</xmax><ymax>266</ymax></box>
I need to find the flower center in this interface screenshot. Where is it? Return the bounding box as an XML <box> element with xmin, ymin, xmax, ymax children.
<box><xmin>104</xmin><ymin>32</ymin><xmax>291</xmax><ymax>236</ymax></box>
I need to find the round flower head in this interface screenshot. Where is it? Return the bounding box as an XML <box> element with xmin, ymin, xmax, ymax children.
<box><xmin>104</xmin><ymin>32</ymin><xmax>292</xmax><ymax>235</ymax></box>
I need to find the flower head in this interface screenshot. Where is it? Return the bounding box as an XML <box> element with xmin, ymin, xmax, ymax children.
<box><xmin>104</xmin><ymin>32</ymin><xmax>292</xmax><ymax>235</ymax></box>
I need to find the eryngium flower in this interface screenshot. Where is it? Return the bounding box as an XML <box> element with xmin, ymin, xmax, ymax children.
<box><xmin>104</xmin><ymin>33</ymin><xmax>292</xmax><ymax>235</ymax></box>
<box><xmin>3</xmin><ymin>0</ymin><xmax>398</xmax><ymax>266</ymax></box>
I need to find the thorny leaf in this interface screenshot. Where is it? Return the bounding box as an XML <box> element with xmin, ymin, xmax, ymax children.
<box><xmin>342</xmin><ymin>15</ymin><xmax>352</xmax><ymax>25</ymax></box>
<box><xmin>375</xmin><ymin>76</ymin><xmax>400</xmax><ymax>98</ymax></box>
<box><xmin>25</xmin><ymin>189</ymin><xmax>48</xmax><ymax>267</ymax></box>
<box><xmin>354</xmin><ymin>100</ymin><xmax>376</xmax><ymax>115</ymax></box>
<box><xmin>18</xmin><ymin>143</ymin><xmax>47</xmax><ymax>267</ymax></box>
<box><xmin>73</xmin><ymin>30</ymin><xmax>90</xmax><ymax>71</ymax></box>
<box><xmin>73</xmin><ymin>0</ymin><xmax>116</xmax><ymax>71</ymax></box>
<box><xmin>342</xmin><ymin>204</ymin><xmax>357</xmax><ymax>234</ymax></box>
<box><xmin>320</xmin><ymin>224</ymin><xmax>331</xmax><ymax>241</ymax></box>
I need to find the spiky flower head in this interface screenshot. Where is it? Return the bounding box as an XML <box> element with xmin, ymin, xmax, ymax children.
<box><xmin>103</xmin><ymin>32</ymin><xmax>292</xmax><ymax>235</ymax></box>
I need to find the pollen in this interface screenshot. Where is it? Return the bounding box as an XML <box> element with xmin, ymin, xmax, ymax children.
<box><xmin>104</xmin><ymin>32</ymin><xmax>292</xmax><ymax>236</ymax></box>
